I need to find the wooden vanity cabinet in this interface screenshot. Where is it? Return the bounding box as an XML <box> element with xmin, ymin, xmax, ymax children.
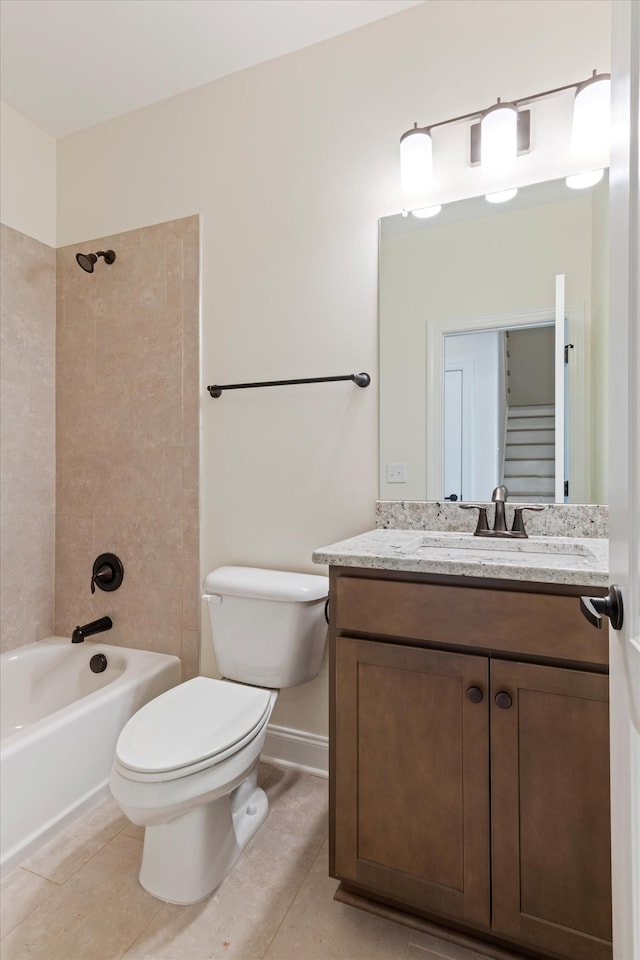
<box><xmin>334</xmin><ymin>636</ymin><xmax>491</xmax><ymax>926</ymax></box>
<box><xmin>490</xmin><ymin>659</ymin><xmax>611</xmax><ymax>959</ymax></box>
<box><xmin>330</xmin><ymin>568</ymin><xmax>611</xmax><ymax>960</ymax></box>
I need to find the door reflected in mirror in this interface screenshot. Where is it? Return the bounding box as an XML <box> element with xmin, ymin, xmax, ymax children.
<box><xmin>379</xmin><ymin>175</ymin><xmax>608</xmax><ymax>504</ymax></box>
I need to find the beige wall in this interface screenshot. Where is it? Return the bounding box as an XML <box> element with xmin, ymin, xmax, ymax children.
<box><xmin>0</xmin><ymin>101</ymin><xmax>56</xmax><ymax>248</ymax></box>
<box><xmin>55</xmin><ymin>0</ymin><xmax>611</xmax><ymax>736</ymax></box>
<box><xmin>55</xmin><ymin>217</ymin><xmax>199</xmax><ymax>677</ymax></box>
<box><xmin>0</xmin><ymin>224</ymin><xmax>56</xmax><ymax>652</ymax></box>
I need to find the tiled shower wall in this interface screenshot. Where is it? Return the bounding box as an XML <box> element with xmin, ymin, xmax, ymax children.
<box><xmin>55</xmin><ymin>216</ymin><xmax>200</xmax><ymax>677</ymax></box>
<box><xmin>0</xmin><ymin>224</ymin><xmax>56</xmax><ymax>653</ymax></box>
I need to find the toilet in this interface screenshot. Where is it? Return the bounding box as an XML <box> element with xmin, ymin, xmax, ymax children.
<box><xmin>109</xmin><ymin>566</ymin><xmax>328</xmax><ymax>904</ymax></box>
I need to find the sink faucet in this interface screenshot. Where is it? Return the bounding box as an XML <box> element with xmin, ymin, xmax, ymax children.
<box><xmin>491</xmin><ymin>485</ymin><xmax>509</xmax><ymax>534</ymax></box>
<box><xmin>71</xmin><ymin>616</ymin><xmax>113</xmax><ymax>643</ymax></box>
<box><xmin>459</xmin><ymin>485</ymin><xmax>545</xmax><ymax>538</ymax></box>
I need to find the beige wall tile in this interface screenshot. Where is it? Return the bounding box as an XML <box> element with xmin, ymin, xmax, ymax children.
<box><xmin>164</xmin><ymin>446</ymin><xmax>185</xmax><ymax>510</ymax></box>
<box><xmin>95</xmin><ymin>375</ymin><xmax>183</xmax><ymax>451</ymax></box>
<box><xmin>0</xmin><ymin>582</ymin><xmax>27</xmax><ymax>652</ymax></box>
<box><xmin>181</xmin><ymin>628</ymin><xmax>200</xmax><ymax>680</ymax></box>
<box><xmin>182</xmin><ymin>560</ymin><xmax>199</xmax><ymax>632</ymax></box>
<box><xmin>166</xmin><ymin>238</ymin><xmax>183</xmax><ymax>311</ymax></box>
<box><xmin>56</xmin><ymin>217</ymin><xmax>199</xmax><ymax>666</ymax></box>
<box><xmin>28</xmin><ymin>578</ymin><xmax>55</xmax><ymax>642</ymax></box>
<box><xmin>54</xmin><ymin>514</ymin><xmax>97</xmax><ymax>638</ymax></box>
<box><xmin>96</xmin><ymin>307</ymin><xmax>182</xmax><ymax>384</ymax></box>
<box><xmin>0</xmin><ymin>224</ymin><xmax>55</xmax><ymax>653</ymax></box>
<box><xmin>0</xmin><ymin>512</ymin><xmax>54</xmax><ymax>589</ymax></box>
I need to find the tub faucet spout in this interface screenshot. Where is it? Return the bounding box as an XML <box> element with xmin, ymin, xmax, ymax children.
<box><xmin>72</xmin><ymin>616</ymin><xmax>113</xmax><ymax>643</ymax></box>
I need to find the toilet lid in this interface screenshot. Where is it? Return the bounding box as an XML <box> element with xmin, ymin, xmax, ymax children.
<box><xmin>115</xmin><ymin>677</ymin><xmax>272</xmax><ymax>774</ymax></box>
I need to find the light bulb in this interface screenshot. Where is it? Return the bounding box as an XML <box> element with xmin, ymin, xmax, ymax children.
<box><xmin>485</xmin><ymin>188</ymin><xmax>518</xmax><ymax>204</ymax></box>
<box><xmin>412</xmin><ymin>205</ymin><xmax>442</xmax><ymax>219</ymax></box>
<box><xmin>400</xmin><ymin>125</ymin><xmax>433</xmax><ymax>195</ymax></box>
<box><xmin>481</xmin><ymin>102</ymin><xmax>518</xmax><ymax>174</ymax></box>
<box><xmin>566</xmin><ymin>169</ymin><xmax>604</xmax><ymax>190</ymax></box>
<box><xmin>572</xmin><ymin>73</ymin><xmax>611</xmax><ymax>159</ymax></box>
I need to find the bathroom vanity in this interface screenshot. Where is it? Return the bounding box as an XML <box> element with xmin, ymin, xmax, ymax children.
<box><xmin>314</xmin><ymin>527</ymin><xmax>611</xmax><ymax>960</ymax></box>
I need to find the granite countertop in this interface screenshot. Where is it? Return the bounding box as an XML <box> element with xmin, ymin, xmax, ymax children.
<box><xmin>312</xmin><ymin>528</ymin><xmax>609</xmax><ymax>587</ymax></box>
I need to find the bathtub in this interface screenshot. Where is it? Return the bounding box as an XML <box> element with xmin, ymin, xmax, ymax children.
<box><xmin>0</xmin><ymin>636</ymin><xmax>180</xmax><ymax>875</ymax></box>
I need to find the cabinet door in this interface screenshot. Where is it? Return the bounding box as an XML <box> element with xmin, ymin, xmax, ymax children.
<box><xmin>333</xmin><ymin>636</ymin><xmax>490</xmax><ymax>927</ymax></box>
<box><xmin>491</xmin><ymin>660</ymin><xmax>611</xmax><ymax>960</ymax></box>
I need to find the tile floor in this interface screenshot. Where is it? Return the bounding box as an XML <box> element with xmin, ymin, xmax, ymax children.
<box><xmin>1</xmin><ymin>765</ymin><xmax>504</xmax><ymax>960</ymax></box>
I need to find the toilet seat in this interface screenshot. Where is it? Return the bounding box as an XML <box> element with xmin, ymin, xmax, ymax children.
<box><xmin>115</xmin><ymin>677</ymin><xmax>272</xmax><ymax>782</ymax></box>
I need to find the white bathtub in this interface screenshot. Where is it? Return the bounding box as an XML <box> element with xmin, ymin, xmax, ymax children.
<box><xmin>0</xmin><ymin>636</ymin><xmax>181</xmax><ymax>875</ymax></box>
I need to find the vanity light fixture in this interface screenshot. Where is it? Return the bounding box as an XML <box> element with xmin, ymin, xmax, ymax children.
<box><xmin>399</xmin><ymin>70</ymin><xmax>611</xmax><ymax>197</ymax></box>
<box><xmin>485</xmin><ymin>188</ymin><xmax>519</xmax><ymax>204</ymax></box>
<box><xmin>411</xmin><ymin>204</ymin><xmax>442</xmax><ymax>218</ymax></box>
<box><xmin>399</xmin><ymin>124</ymin><xmax>433</xmax><ymax>194</ymax></box>
<box><xmin>565</xmin><ymin>169</ymin><xmax>605</xmax><ymax>190</ymax></box>
<box><xmin>480</xmin><ymin>100</ymin><xmax>518</xmax><ymax>174</ymax></box>
<box><xmin>571</xmin><ymin>71</ymin><xmax>611</xmax><ymax>159</ymax></box>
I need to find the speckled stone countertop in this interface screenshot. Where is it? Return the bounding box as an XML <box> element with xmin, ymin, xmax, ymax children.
<box><xmin>312</xmin><ymin>528</ymin><xmax>608</xmax><ymax>587</ymax></box>
<box><xmin>376</xmin><ymin>501</ymin><xmax>609</xmax><ymax>539</ymax></box>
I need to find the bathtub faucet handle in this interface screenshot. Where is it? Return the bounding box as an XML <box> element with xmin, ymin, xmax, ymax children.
<box><xmin>90</xmin><ymin>554</ymin><xmax>124</xmax><ymax>595</ymax></box>
<box><xmin>91</xmin><ymin>564</ymin><xmax>111</xmax><ymax>594</ymax></box>
<box><xmin>72</xmin><ymin>616</ymin><xmax>113</xmax><ymax>643</ymax></box>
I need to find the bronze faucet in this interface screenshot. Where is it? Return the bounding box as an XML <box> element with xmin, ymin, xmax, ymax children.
<box><xmin>459</xmin><ymin>485</ymin><xmax>545</xmax><ymax>538</ymax></box>
<box><xmin>491</xmin><ymin>484</ymin><xmax>509</xmax><ymax>533</ymax></box>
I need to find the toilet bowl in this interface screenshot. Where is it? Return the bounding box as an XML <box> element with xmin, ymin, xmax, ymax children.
<box><xmin>110</xmin><ymin>566</ymin><xmax>328</xmax><ymax>904</ymax></box>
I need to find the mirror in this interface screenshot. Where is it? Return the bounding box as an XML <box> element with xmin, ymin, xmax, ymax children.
<box><xmin>379</xmin><ymin>175</ymin><xmax>608</xmax><ymax>504</ymax></box>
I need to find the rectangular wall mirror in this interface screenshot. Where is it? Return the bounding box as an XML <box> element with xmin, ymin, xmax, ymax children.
<box><xmin>379</xmin><ymin>175</ymin><xmax>609</xmax><ymax>504</ymax></box>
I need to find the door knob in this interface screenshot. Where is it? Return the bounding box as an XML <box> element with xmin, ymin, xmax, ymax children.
<box><xmin>466</xmin><ymin>686</ymin><xmax>484</xmax><ymax>703</ymax></box>
<box><xmin>580</xmin><ymin>584</ymin><xmax>624</xmax><ymax>631</ymax></box>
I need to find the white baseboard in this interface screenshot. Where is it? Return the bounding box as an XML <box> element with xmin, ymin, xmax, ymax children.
<box><xmin>261</xmin><ymin>723</ymin><xmax>328</xmax><ymax>779</ymax></box>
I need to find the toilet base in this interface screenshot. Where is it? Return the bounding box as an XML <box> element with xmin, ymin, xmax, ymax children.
<box><xmin>138</xmin><ymin>765</ymin><xmax>269</xmax><ymax>904</ymax></box>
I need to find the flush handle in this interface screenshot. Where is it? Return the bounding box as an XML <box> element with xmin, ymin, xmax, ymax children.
<box><xmin>580</xmin><ymin>585</ymin><xmax>624</xmax><ymax>631</ymax></box>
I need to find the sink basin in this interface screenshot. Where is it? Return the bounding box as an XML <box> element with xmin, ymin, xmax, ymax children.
<box><xmin>397</xmin><ymin>533</ymin><xmax>597</xmax><ymax>563</ymax></box>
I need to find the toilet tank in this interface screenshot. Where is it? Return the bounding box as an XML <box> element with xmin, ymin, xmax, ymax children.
<box><xmin>203</xmin><ymin>566</ymin><xmax>329</xmax><ymax>688</ymax></box>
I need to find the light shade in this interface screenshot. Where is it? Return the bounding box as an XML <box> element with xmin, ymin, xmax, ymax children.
<box><xmin>485</xmin><ymin>188</ymin><xmax>518</xmax><ymax>204</ymax></box>
<box><xmin>572</xmin><ymin>73</ymin><xmax>610</xmax><ymax>158</ymax></box>
<box><xmin>400</xmin><ymin>124</ymin><xmax>433</xmax><ymax>194</ymax></box>
<box><xmin>566</xmin><ymin>169</ymin><xmax>605</xmax><ymax>190</ymax></box>
<box><xmin>481</xmin><ymin>101</ymin><xmax>518</xmax><ymax>174</ymax></box>
<box><xmin>412</xmin><ymin>204</ymin><xmax>442</xmax><ymax>219</ymax></box>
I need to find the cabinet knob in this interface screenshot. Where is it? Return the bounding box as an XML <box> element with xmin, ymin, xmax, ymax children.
<box><xmin>466</xmin><ymin>686</ymin><xmax>484</xmax><ymax>703</ymax></box>
<box><xmin>495</xmin><ymin>691</ymin><xmax>513</xmax><ymax>709</ymax></box>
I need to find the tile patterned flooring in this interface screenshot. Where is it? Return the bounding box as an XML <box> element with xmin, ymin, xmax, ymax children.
<box><xmin>1</xmin><ymin>765</ymin><xmax>497</xmax><ymax>960</ymax></box>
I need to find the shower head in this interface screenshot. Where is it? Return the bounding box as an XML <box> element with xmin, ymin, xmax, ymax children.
<box><xmin>75</xmin><ymin>250</ymin><xmax>116</xmax><ymax>273</ymax></box>
<box><xmin>76</xmin><ymin>252</ymin><xmax>97</xmax><ymax>272</ymax></box>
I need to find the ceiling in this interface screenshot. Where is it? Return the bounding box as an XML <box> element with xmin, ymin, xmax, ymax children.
<box><xmin>0</xmin><ymin>0</ymin><xmax>423</xmax><ymax>138</ymax></box>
